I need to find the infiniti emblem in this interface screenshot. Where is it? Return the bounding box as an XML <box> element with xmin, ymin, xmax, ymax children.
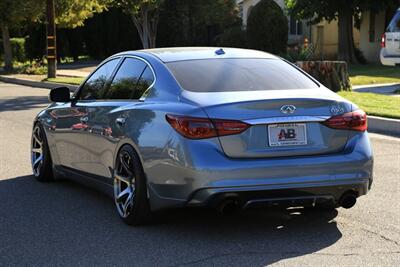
<box><xmin>280</xmin><ymin>105</ymin><xmax>296</xmax><ymax>114</ymax></box>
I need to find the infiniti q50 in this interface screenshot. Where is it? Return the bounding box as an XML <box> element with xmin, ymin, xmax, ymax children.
<box><xmin>31</xmin><ymin>48</ymin><xmax>373</xmax><ymax>225</ymax></box>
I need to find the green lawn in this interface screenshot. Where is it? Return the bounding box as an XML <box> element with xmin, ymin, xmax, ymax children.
<box><xmin>338</xmin><ymin>91</ymin><xmax>400</xmax><ymax>119</ymax></box>
<box><xmin>44</xmin><ymin>77</ymin><xmax>84</xmax><ymax>85</ymax></box>
<box><xmin>349</xmin><ymin>65</ymin><xmax>400</xmax><ymax>86</ymax></box>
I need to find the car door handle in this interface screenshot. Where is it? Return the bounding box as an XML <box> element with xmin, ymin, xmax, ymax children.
<box><xmin>80</xmin><ymin>116</ymin><xmax>89</xmax><ymax>123</ymax></box>
<box><xmin>116</xmin><ymin>117</ymin><xmax>126</xmax><ymax>126</ymax></box>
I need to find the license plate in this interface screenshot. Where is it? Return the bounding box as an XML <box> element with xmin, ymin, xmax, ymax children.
<box><xmin>268</xmin><ymin>123</ymin><xmax>307</xmax><ymax>147</ymax></box>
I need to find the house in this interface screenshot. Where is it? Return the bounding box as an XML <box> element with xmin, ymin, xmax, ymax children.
<box><xmin>236</xmin><ymin>0</ymin><xmax>397</xmax><ymax>62</ymax></box>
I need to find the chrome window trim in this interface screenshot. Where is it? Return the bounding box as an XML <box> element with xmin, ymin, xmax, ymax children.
<box><xmin>244</xmin><ymin>116</ymin><xmax>331</xmax><ymax>125</ymax></box>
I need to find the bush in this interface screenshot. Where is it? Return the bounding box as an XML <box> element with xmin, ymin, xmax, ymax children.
<box><xmin>216</xmin><ymin>26</ymin><xmax>247</xmax><ymax>48</ymax></box>
<box><xmin>246</xmin><ymin>0</ymin><xmax>288</xmax><ymax>54</ymax></box>
<box><xmin>14</xmin><ymin>59</ymin><xmax>47</xmax><ymax>75</ymax></box>
<box><xmin>283</xmin><ymin>43</ymin><xmax>314</xmax><ymax>63</ymax></box>
<box><xmin>0</xmin><ymin>38</ymin><xmax>26</xmax><ymax>62</ymax></box>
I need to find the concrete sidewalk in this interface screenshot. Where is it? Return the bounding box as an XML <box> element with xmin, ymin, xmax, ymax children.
<box><xmin>57</xmin><ymin>69</ymin><xmax>90</xmax><ymax>78</ymax></box>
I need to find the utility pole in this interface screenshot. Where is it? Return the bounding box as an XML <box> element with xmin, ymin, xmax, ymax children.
<box><xmin>46</xmin><ymin>0</ymin><xmax>56</xmax><ymax>78</ymax></box>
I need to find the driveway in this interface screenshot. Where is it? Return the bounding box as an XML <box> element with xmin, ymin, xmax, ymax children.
<box><xmin>0</xmin><ymin>82</ymin><xmax>399</xmax><ymax>266</ymax></box>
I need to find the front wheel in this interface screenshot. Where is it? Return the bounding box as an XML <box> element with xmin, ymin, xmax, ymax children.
<box><xmin>113</xmin><ymin>145</ymin><xmax>151</xmax><ymax>225</ymax></box>
<box><xmin>31</xmin><ymin>123</ymin><xmax>54</xmax><ymax>182</ymax></box>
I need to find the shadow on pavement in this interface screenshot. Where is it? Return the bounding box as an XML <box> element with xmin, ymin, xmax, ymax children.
<box><xmin>0</xmin><ymin>96</ymin><xmax>49</xmax><ymax>112</ymax></box>
<box><xmin>0</xmin><ymin>176</ymin><xmax>342</xmax><ymax>266</ymax></box>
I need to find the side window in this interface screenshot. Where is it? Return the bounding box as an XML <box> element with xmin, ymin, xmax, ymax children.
<box><xmin>134</xmin><ymin>66</ymin><xmax>155</xmax><ymax>99</ymax></box>
<box><xmin>388</xmin><ymin>11</ymin><xmax>400</xmax><ymax>32</ymax></box>
<box><xmin>104</xmin><ymin>58</ymin><xmax>146</xmax><ymax>100</ymax></box>
<box><xmin>79</xmin><ymin>59</ymin><xmax>119</xmax><ymax>100</ymax></box>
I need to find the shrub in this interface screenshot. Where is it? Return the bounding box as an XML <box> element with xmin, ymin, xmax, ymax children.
<box><xmin>0</xmin><ymin>38</ymin><xmax>26</xmax><ymax>62</ymax></box>
<box><xmin>14</xmin><ymin>59</ymin><xmax>47</xmax><ymax>75</ymax></box>
<box><xmin>216</xmin><ymin>26</ymin><xmax>247</xmax><ymax>48</ymax></box>
<box><xmin>246</xmin><ymin>0</ymin><xmax>288</xmax><ymax>54</ymax></box>
<box><xmin>283</xmin><ymin>43</ymin><xmax>314</xmax><ymax>63</ymax></box>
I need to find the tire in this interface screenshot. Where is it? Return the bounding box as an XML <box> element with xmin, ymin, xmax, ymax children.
<box><xmin>113</xmin><ymin>145</ymin><xmax>151</xmax><ymax>225</ymax></box>
<box><xmin>31</xmin><ymin>123</ymin><xmax>54</xmax><ymax>182</ymax></box>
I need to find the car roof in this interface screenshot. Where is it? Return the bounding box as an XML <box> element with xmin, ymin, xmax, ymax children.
<box><xmin>116</xmin><ymin>47</ymin><xmax>278</xmax><ymax>63</ymax></box>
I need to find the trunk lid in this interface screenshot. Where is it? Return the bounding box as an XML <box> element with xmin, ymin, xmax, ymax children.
<box><xmin>182</xmin><ymin>89</ymin><xmax>353</xmax><ymax>158</ymax></box>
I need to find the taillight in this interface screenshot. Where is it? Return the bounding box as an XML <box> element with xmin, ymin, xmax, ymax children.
<box><xmin>166</xmin><ymin>114</ymin><xmax>249</xmax><ymax>139</ymax></box>
<box><xmin>323</xmin><ymin>110</ymin><xmax>367</xmax><ymax>132</ymax></box>
<box><xmin>381</xmin><ymin>33</ymin><xmax>386</xmax><ymax>48</ymax></box>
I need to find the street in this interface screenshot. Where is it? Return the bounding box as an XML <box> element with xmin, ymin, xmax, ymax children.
<box><xmin>0</xmin><ymin>82</ymin><xmax>399</xmax><ymax>266</ymax></box>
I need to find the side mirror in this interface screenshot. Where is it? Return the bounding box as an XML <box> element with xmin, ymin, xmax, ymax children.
<box><xmin>49</xmin><ymin>87</ymin><xmax>71</xmax><ymax>102</ymax></box>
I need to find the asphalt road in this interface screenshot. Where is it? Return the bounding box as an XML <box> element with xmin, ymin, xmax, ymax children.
<box><xmin>0</xmin><ymin>82</ymin><xmax>399</xmax><ymax>267</ymax></box>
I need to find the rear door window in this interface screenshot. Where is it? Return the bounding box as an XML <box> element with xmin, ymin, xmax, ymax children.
<box><xmin>166</xmin><ymin>58</ymin><xmax>318</xmax><ymax>92</ymax></box>
<box><xmin>387</xmin><ymin>10</ymin><xmax>400</xmax><ymax>32</ymax></box>
<box><xmin>104</xmin><ymin>57</ymin><xmax>147</xmax><ymax>100</ymax></box>
<box><xmin>134</xmin><ymin>66</ymin><xmax>155</xmax><ymax>99</ymax></box>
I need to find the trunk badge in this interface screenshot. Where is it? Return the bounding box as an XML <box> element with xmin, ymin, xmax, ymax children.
<box><xmin>280</xmin><ymin>105</ymin><xmax>296</xmax><ymax>114</ymax></box>
<box><xmin>330</xmin><ymin>103</ymin><xmax>345</xmax><ymax>115</ymax></box>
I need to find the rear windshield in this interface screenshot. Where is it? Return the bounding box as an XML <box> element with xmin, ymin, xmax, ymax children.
<box><xmin>166</xmin><ymin>58</ymin><xmax>318</xmax><ymax>92</ymax></box>
<box><xmin>387</xmin><ymin>10</ymin><xmax>400</xmax><ymax>32</ymax></box>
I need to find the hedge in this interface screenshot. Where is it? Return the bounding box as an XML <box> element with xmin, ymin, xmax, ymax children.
<box><xmin>246</xmin><ymin>0</ymin><xmax>288</xmax><ymax>55</ymax></box>
<box><xmin>0</xmin><ymin>38</ymin><xmax>26</xmax><ymax>62</ymax></box>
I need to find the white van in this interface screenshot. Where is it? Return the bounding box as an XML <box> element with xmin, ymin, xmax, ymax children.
<box><xmin>380</xmin><ymin>8</ymin><xmax>400</xmax><ymax>66</ymax></box>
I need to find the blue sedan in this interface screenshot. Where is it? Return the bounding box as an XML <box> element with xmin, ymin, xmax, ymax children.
<box><xmin>31</xmin><ymin>47</ymin><xmax>373</xmax><ymax>225</ymax></box>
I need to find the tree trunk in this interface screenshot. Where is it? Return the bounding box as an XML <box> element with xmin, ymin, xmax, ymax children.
<box><xmin>338</xmin><ymin>7</ymin><xmax>358</xmax><ymax>64</ymax></box>
<box><xmin>130</xmin><ymin>7</ymin><xmax>159</xmax><ymax>49</ymax></box>
<box><xmin>1</xmin><ymin>23</ymin><xmax>13</xmax><ymax>71</ymax></box>
<box><xmin>295</xmin><ymin>61</ymin><xmax>352</xmax><ymax>92</ymax></box>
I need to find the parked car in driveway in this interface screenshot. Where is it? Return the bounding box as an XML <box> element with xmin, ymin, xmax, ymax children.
<box><xmin>31</xmin><ymin>47</ymin><xmax>373</xmax><ymax>225</ymax></box>
<box><xmin>381</xmin><ymin>8</ymin><xmax>400</xmax><ymax>66</ymax></box>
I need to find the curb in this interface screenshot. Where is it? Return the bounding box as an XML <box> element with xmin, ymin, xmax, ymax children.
<box><xmin>352</xmin><ymin>83</ymin><xmax>400</xmax><ymax>94</ymax></box>
<box><xmin>0</xmin><ymin>75</ymin><xmax>78</xmax><ymax>92</ymax></box>
<box><xmin>368</xmin><ymin>116</ymin><xmax>400</xmax><ymax>137</ymax></box>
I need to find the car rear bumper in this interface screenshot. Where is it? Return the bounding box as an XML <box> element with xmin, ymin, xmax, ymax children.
<box><xmin>380</xmin><ymin>49</ymin><xmax>400</xmax><ymax>66</ymax></box>
<box><xmin>146</xmin><ymin>132</ymin><xmax>373</xmax><ymax>211</ymax></box>
<box><xmin>187</xmin><ymin>179</ymin><xmax>369</xmax><ymax>209</ymax></box>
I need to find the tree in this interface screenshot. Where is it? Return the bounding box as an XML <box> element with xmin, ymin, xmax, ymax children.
<box><xmin>0</xmin><ymin>0</ymin><xmax>41</xmax><ymax>71</ymax></box>
<box><xmin>0</xmin><ymin>0</ymin><xmax>109</xmax><ymax>72</ymax></box>
<box><xmin>116</xmin><ymin>0</ymin><xmax>164</xmax><ymax>49</ymax></box>
<box><xmin>247</xmin><ymin>0</ymin><xmax>288</xmax><ymax>55</ymax></box>
<box><xmin>158</xmin><ymin>0</ymin><xmax>239</xmax><ymax>47</ymax></box>
<box><xmin>285</xmin><ymin>0</ymin><xmax>399</xmax><ymax>63</ymax></box>
<box><xmin>46</xmin><ymin>0</ymin><xmax>109</xmax><ymax>77</ymax></box>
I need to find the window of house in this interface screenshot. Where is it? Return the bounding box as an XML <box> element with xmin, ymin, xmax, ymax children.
<box><xmin>289</xmin><ymin>15</ymin><xmax>303</xmax><ymax>35</ymax></box>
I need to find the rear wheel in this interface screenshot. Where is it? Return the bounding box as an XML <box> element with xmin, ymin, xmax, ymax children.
<box><xmin>31</xmin><ymin>123</ymin><xmax>54</xmax><ymax>182</ymax></box>
<box><xmin>113</xmin><ymin>145</ymin><xmax>151</xmax><ymax>225</ymax></box>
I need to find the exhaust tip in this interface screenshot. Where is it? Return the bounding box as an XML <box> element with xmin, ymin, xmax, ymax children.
<box><xmin>339</xmin><ymin>192</ymin><xmax>357</xmax><ymax>209</ymax></box>
<box><xmin>217</xmin><ymin>198</ymin><xmax>241</xmax><ymax>214</ymax></box>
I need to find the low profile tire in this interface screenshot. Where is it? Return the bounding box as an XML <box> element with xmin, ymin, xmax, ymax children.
<box><xmin>113</xmin><ymin>145</ymin><xmax>151</xmax><ymax>225</ymax></box>
<box><xmin>31</xmin><ymin>123</ymin><xmax>54</xmax><ymax>182</ymax></box>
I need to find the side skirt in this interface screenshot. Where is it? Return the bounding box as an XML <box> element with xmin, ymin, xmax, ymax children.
<box><xmin>53</xmin><ymin>165</ymin><xmax>114</xmax><ymax>198</ymax></box>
